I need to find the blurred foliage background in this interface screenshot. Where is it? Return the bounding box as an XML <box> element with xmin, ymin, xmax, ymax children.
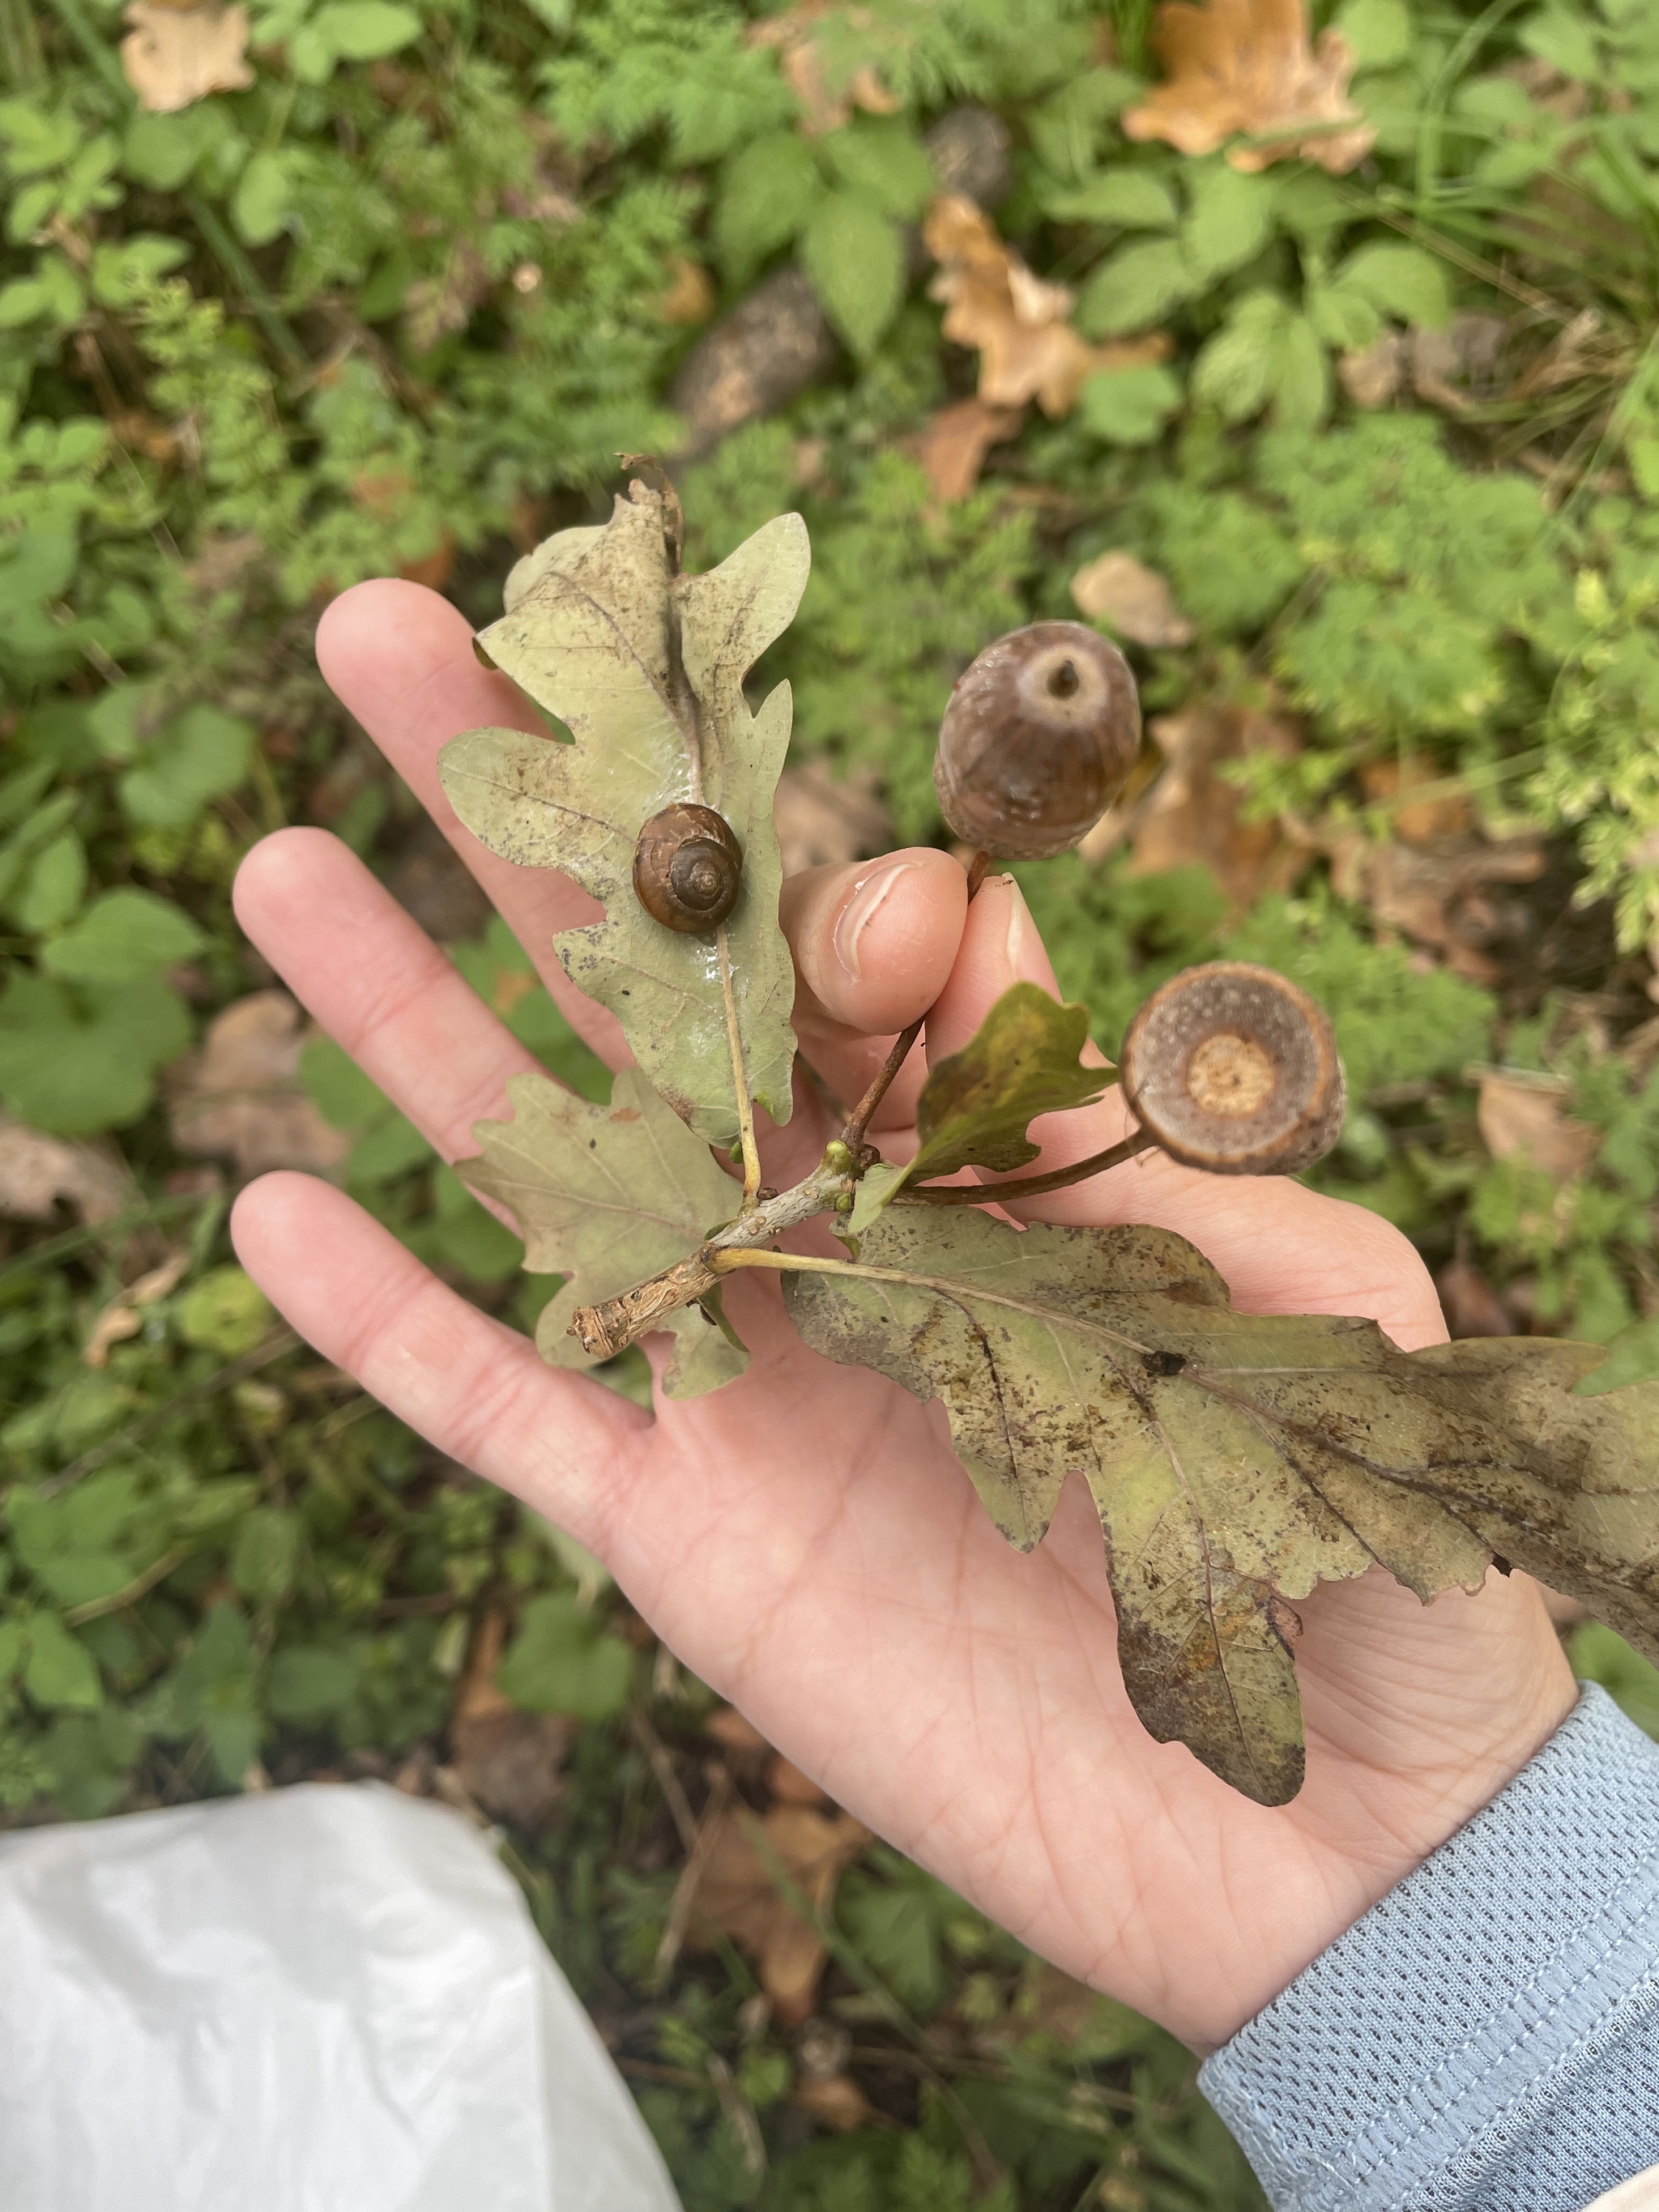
<box><xmin>7</xmin><ymin>0</ymin><xmax>1659</xmax><ymax>2201</ymax></box>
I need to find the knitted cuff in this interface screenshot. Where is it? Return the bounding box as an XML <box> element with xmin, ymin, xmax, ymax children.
<box><xmin>1199</xmin><ymin>1684</ymin><xmax>1659</xmax><ymax>2212</ymax></box>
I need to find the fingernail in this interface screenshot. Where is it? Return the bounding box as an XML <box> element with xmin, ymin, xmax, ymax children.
<box><xmin>834</xmin><ymin>859</ymin><xmax>921</xmax><ymax>982</ymax></box>
<box><xmin>1003</xmin><ymin>880</ymin><xmax>1036</xmax><ymax>979</ymax></box>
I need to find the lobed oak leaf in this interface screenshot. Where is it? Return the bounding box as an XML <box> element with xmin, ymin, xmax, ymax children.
<box><xmin>120</xmin><ymin>0</ymin><xmax>254</xmax><ymax>113</ymax></box>
<box><xmin>1478</xmin><ymin>1070</ymin><xmax>1601</xmax><ymax>1183</ymax></box>
<box><xmin>168</xmin><ymin>991</ymin><xmax>352</xmax><ymax>1178</ymax></box>
<box><xmin>439</xmin><ymin>482</ymin><xmax>808</xmax><ymax>1144</ymax></box>
<box><xmin>459</xmin><ymin>1068</ymin><xmax>746</xmax><ymax>1398</ymax></box>
<box><xmin>748</xmin><ymin>4</ymin><xmax>902</xmax><ymax>137</ymax></box>
<box><xmin>784</xmin><ymin>1209</ymin><xmax>1659</xmax><ymax>1804</ymax></box>
<box><xmin>924</xmin><ymin>196</ymin><xmax>1171</xmax><ymax>420</ymax></box>
<box><xmin>1123</xmin><ymin>0</ymin><xmax>1375</xmax><ymax>175</ymax></box>
<box><xmin>847</xmin><ymin>982</ymin><xmax>1113</xmax><ymax>1232</ymax></box>
<box><xmin>915</xmin><ymin>395</ymin><xmax>1025</xmax><ymax>503</ymax></box>
<box><xmin>1080</xmin><ymin>700</ymin><xmax>1302</xmax><ymax>904</ymax></box>
<box><xmin>689</xmin><ymin>1802</ymin><xmax>870</xmax><ymax>2020</ymax></box>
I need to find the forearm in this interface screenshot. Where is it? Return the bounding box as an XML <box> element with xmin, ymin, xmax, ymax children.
<box><xmin>1200</xmin><ymin>1684</ymin><xmax>1659</xmax><ymax>2210</ymax></box>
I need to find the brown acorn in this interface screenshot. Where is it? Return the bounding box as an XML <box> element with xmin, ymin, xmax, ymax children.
<box><xmin>633</xmin><ymin>802</ymin><xmax>742</xmax><ymax>934</ymax></box>
<box><xmin>1119</xmin><ymin>962</ymin><xmax>1346</xmax><ymax>1176</ymax></box>
<box><xmin>933</xmin><ymin>621</ymin><xmax>1141</xmax><ymax>861</ymax></box>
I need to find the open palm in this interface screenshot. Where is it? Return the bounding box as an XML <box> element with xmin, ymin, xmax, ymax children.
<box><xmin>232</xmin><ymin>580</ymin><xmax>1575</xmax><ymax>2053</ymax></box>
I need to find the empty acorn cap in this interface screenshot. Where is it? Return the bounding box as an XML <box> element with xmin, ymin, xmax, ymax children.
<box><xmin>1119</xmin><ymin>962</ymin><xmax>1346</xmax><ymax>1175</ymax></box>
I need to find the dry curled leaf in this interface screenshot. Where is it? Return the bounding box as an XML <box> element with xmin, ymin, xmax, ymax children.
<box><xmin>1478</xmin><ymin>1071</ymin><xmax>1601</xmax><ymax>1183</ymax></box>
<box><xmin>785</xmin><ymin>1210</ymin><xmax>1659</xmax><ymax>1803</ymax></box>
<box><xmin>168</xmin><ymin>991</ymin><xmax>351</xmax><ymax>1178</ymax></box>
<box><xmin>441</xmin><ymin>484</ymin><xmax>807</xmax><ymax>1143</ymax></box>
<box><xmin>1090</xmin><ymin>701</ymin><xmax>1301</xmax><ymax>907</ymax></box>
<box><xmin>915</xmin><ymin>395</ymin><xmax>1025</xmax><ymax>503</ymax></box>
<box><xmin>689</xmin><ymin>1803</ymin><xmax>870</xmax><ymax>2020</ymax></box>
<box><xmin>926</xmin><ymin>196</ymin><xmax>1170</xmax><ymax>419</ymax></box>
<box><xmin>1437</xmin><ymin>1260</ymin><xmax>1517</xmax><ymax>1341</ymax></box>
<box><xmin>0</xmin><ymin>1118</ymin><xmax>130</xmax><ymax>1225</ymax></box>
<box><xmin>120</xmin><ymin>0</ymin><xmax>253</xmax><ymax>113</ymax></box>
<box><xmin>83</xmin><ymin>1250</ymin><xmax>191</xmax><ymax>1370</ymax></box>
<box><xmin>1070</xmin><ymin>551</ymin><xmax>1195</xmax><ymax>649</ymax></box>
<box><xmin>748</xmin><ymin>3</ymin><xmax>901</xmax><ymax>135</ymax></box>
<box><xmin>449</xmin><ymin>1609</ymin><xmax>574</xmax><ymax>1831</ymax></box>
<box><xmin>1321</xmin><ymin>812</ymin><xmax>1545</xmax><ymax>986</ymax></box>
<box><xmin>1124</xmin><ymin>0</ymin><xmax>1374</xmax><ymax>174</ymax></box>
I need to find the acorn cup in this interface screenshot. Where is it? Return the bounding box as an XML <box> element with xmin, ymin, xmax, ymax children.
<box><xmin>633</xmin><ymin>802</ymin><xmax>743</xmax><ymax>934</ymax></box>
<box><xmin>1119</xmin><ymin>962</ymin><xmax>1346</xmax><ymax>1176</ymax></box>
<box><xmin>933</xmin><ymin>620</ymin><xmax>1141</xmax><ymax>861</ymax></box>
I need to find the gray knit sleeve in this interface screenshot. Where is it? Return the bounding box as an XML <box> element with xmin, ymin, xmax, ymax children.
<box><xmin>1198</xmin><ymin>1684</ymin><xmax>1659</xmax><ymax>2211</ymax></box>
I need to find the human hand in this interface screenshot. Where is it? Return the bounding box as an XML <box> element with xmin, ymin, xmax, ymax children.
<box><xmin>231</xmin><ymin>580</ymin><xmax>1576</xmax><ymax>2054</ymax></box>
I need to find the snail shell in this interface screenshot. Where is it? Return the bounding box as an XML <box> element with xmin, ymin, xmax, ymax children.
<box><xmin>933</xmin><ymin>620</ymin><xmax>1141</xmax><ymax>861</ymax></box>
<box><xmin>1120</xmin><ymin>961</ymin><xmax>1345</xmax><ymax>1175</ymax></box>
<box><xmin>633</xmin><ymin>803</ymin><xmax>743</xmax><ymax>934</ymax></box>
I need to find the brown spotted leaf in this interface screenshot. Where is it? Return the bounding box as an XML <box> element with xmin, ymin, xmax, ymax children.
<box><xmin>783</xmin><ymin>1209</ymin><xmax>1659</xmax><ymax>1804</ymax></box>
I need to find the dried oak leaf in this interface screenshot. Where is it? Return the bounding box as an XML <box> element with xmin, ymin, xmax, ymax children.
<box><xmin>774</xmin><ymin>762</ymin><xmax>892</xmax><ymax>876</ymax></box>
<box><xmin>120</xmin><ymin>0</ymin><xmax>254</xmax><ymax>113</ymax></box>
<box><xmin>441</xmin><ymin>484</ymin><xmax>807</xmax><ymax>1143</ymax></box>
<box><xmin>1322</xmin><ymin>811</ymin><xmax>1544</xmax><ymax>986</ymax></box>
<box><xmin>449</xmin><ymin>1609</ymin><xmax>574</xmax><ymax>1832</ymax></box>
<box><xmin>83</xmin><ymin>1249</ymin><xmax>190</xmax><ymax>1369</ymax></box>
<box><xmin>925</xmin><ymin>196</ymin><xmax>1170</xmax><ymax>419</ymax></box>
<box><xmin>849</xmin><ymin>982</ymin><xmax>1114</xmax><ymax>1231</ymax></box>
<box><xmin>1478</xmin><ymin>1072</ymin><xmax>1601</xmax><ymax>1184</ymax></box>
<box><xmin>915</xmin><ymin>395</ymin><xmax>1025</xmax><ymax>503</ymax></box>
<box><xmin>460</xmin><ymin>1068</ymin><xmax>746</xmax><ymax>1398</ymax></box>
<box><xmin>1085</xmin><ymin>701</ymin><xmax>1300</xmax><ymax>906</ymax></box>
<box><xmin>689</xmin><ymin>1803</ymin><xmax>870</xmax><ymax>2020</ymax></box>
<box><xmin>748</xmin><ymin>4</ymin><xmax>901</xmax><ymax>136</ymax></box>
<box><xmin>168</xmin><ymin>991</ymin><xmax>351</xmax><ymax>1178</ymax></box>
<box><xmin>1123</xmin><ymin>0</ymin><xmax>1375</xmax><ymax>175</ymax></box>
<box><xmin>785</xmin><ymin>1210</ymin><xmax>1659</xmax><ymax>1804</ymax></box>
<box><xmin>0</xmin><ymin>1118</ymin><xmax>130</xmax><ymax>1225</ymax></box>
<box><xmin>1437</xmin><ymin>1260</ymin><xmax>1517</xmax><ymax>1341</ymax></box>
<box><xmin>1070</xmin><ymin>551</ymin><xmax>1196</xmax><ymax>649</ymax></box>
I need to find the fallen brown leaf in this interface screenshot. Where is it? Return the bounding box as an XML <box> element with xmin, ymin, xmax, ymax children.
<box><xmin>748</xmin><ymin>4</ymin><xmax>901</xmax><ymax>135</ymax></box>
<box><xmin>774</xmin><ymin>763</ymin><xmax>893</xmax><ymax>876</ymax></box>
<box><xmin>705</xmin><ymin>1704</ymin><xmax>770</xmax><ymax>1754</ymax></box>
<box><xmin>1477</xmin><ymin>1072</ymin><xmax>1601</xmax><ymax>1183</ymax></box>
<box><xmin>83</xmin><ymin>1249</ymin><xmax>191</xmax><ymax>1370</ymax></box>
<box><xmin>655</xmin><ymin>257</ymin><xmax>716</xmax><ymax>326</ymax></box>
<box><xmin>1070</xmin><ymin>550</ymin><xmax>1195</xmax><ymax>649</ymax></box>
<box><xmin>915</xmin><ymin>395</ymin><xmax>1024</xmax><ymax>502</ymax></box>
<box><xmin>1358</xmin><ymin>755</ymin><xmax>1473</xmax><ymax>846</ymax></box>
<box><xmin>0</xmin><ymin>1118</ymin><xmax>131</xmax><ymax>1225</ymax></box>
<box><xmin>120</xmin><ymin>0</ymin><xmax>253</xmax><ymax>113</ymax></box>
<box><xmin>766</xmin><ymin>1752</ymin><xmax>830</xmax><ymax>1805</ymax></box>
<box><xmin>689</xmin><ymin>1803</ymin><xmax>870</xmax><ymax>2022</ymax></box>
<box><xmin>1437</xmin><ymin>1259</ymin><xmax>1517</xmax><ymax>1340</ymax></box>
<box><xmin>1124</xmin><ymin>0</ymin><xmax>1374</xmax><ymax>173</ymax></box>
<box><xmin>168</xmin><ymin>991</ymin><xmax>352</xmax><ymax>1178</ymax></box>
<box><xmin>1111</xmin><ymin>701</ymin><xmax>1303</xmax><ymax>908</ymax></box>
<box><xmin>449</xmin><ymin>1609</ymin><xmax>574</xmax><ymax>1831</ymax></box>
<box><xmin>792</xmin><ymin>2074</ymin><xmax>872</xmax><ymax>2130</ymax></box>
<box><xmin>1340</xmin><ymin>316</ymin><xmax>1509</xmax><ymax>414</ymax></box>
<box><xmin>1322</xmin><ymin>821</ymin><xmax>1544</xmax><ymax>985</ymax></box>
<box><xmin>926</xmin><ymin>195</ymin><xmax>1170</xmax><ymax>419</ymax></box>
